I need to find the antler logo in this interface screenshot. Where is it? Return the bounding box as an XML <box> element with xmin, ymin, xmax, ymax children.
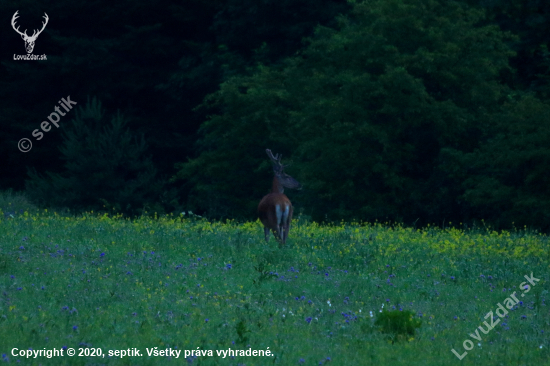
<box><xmin>11</xmin><ymin>10</ymin><xmax>49</xmax><ymax>54</ymax></box>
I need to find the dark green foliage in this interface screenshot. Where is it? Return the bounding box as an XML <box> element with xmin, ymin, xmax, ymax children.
<box><xmin>374</xmin><ymin>310</ymin><xmax>422</xmax><ymax>340</ymax></box>
<box><xmin>1</xmin><ymin>0</ymin><xmax>205</xmax><ymax>189</ymax></box>
<box><xmin>25</xmin><ymin>98</ymin><xmax>162</xmax><ymax>216</ymax></box>
<box><xmin>211</xmin><ymin>0</ymin><xmax>350</xmax><ymax>62</ymax></box>
<box><xmin>460</xmin><ymin>0</ymin><xmax>550</xmax><ymax>99</ymax></box>
<box><xmin>456</xmin><ymin>95</ymin><xmax>550</xmax><ymax>230</ymax></box>
<box><xmin>1</xmin><ymin>0</ymin><xmax>348</xmax><ymax>193</ymax></box>
<box><xmin>2</xmin><ymin>0</ymin><xmax>550</xmax><ymax>230</ymax></box>
<box><xmin>0</xmin><ymin>189</ymin><xmax>38</xmax><ymax>218</ymax></box>
<box><xmin>175</xmin><ymin>0</ymin><xmax>519</xmax><ymax>224</ymax></box>
<box><xmin>235</xmin><ymin>320</ymin><xmax>251</xmax><ymax>345</ymax></box>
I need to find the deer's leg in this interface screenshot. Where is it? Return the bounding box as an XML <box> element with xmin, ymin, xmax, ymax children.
<box><xmin>264</xmin><ymin>227</ymin><xmax>270</xmax><ymax>242</ymax></box>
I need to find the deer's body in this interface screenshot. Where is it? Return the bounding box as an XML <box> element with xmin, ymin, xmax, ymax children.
<box><xmin>258</xmin><ymin>149</ymin><xmax>301</xmax><ymax>246</ymax></box>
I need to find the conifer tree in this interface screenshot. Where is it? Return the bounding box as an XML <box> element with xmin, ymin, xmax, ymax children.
<box><xmin>26</xmin><ymin>98</ymin><xmax>162</xmax><ymax>216</ymax></box>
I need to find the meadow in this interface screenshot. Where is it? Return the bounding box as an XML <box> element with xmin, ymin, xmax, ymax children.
<box><xmin>0</xmin><ymin>202</ymin><xmax>548</xmax><ymax>365</ymax></box>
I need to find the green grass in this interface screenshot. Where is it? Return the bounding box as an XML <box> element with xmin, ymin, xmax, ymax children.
<box><xmin>0</xmin><ymin>207</ymin><xmax>548</xmax><ymax>365</ymax></box>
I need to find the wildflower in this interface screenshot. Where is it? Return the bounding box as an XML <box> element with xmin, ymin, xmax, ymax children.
<box><xmin>100</xmin><ymin>253</ymin><xmax>105</xmax><ymax>257</ymax></box>
<box><xmin>327</xmin><ymin>300</ymin><xmax>331</xmax><ymax>307</ymax></box>
<box><xmin>226</xmin><ymin>264</ymin><xmax>232</xmax><ymax>269</ymax></box>
<box><xmin>305</xmin><ymin>317</ymin><xmax>312</xmax><ymax>324</ymax></box>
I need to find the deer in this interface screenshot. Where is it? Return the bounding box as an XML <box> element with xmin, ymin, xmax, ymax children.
<box><xmin>258</xmin><ymin>149</ymin><xmax>302</xmax><ymax>246</ymax></box>
<box><xmin>11</xmin><ymin>11</ymin><xmax>49</xmax><ymax>54</ymax></box>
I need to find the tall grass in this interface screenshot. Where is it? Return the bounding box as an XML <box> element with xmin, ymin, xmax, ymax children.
<box><xmin>0</xmin><ymin>205</ymin><xmax>548</xmax><ymax>365</ymax></box>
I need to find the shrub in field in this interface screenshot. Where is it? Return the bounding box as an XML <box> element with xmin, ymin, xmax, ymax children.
<box><xmin>374</xmin><ymin>309</ymin><xmax>422</xmax><ymax>342</ymax></box>
<box><xmin>0</xmin><ymin>189</ymin><xmax>37</xmax><ymax>218</ymax></box>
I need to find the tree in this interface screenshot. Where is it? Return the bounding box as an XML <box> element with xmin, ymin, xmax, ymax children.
<box><xmin>175</xmin><ymin>0</ymin><xmax>518</xmax><ymax>224</ymax></box>
<box><xmin>26</xmin><ymin>98</ymin><xmax>162</xmax><ymax>216</ymax></box>
<box><xmin>458</xmin><ymin>95</ymin><xmax>550</xmax><ymax>230</ymax></box>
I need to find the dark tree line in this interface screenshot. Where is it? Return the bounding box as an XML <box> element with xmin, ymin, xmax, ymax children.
<box><xmin>1</xmin><ymin>0</ymin><xmax>549</xmax><ymax>230</ymax></box>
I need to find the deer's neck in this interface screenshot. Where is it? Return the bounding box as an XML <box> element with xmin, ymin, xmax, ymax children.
<box><xmin>272</xmin><ymin>176</ymin><xmax>284</xmax><ymax>194</ymax></box>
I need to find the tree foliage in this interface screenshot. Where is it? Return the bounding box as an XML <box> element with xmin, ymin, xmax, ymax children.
<box><xmin>2</xmin><ymin>0</ymin><xmax>549</xmax><ymax>230</ymax></box>
<box><xmin>26</xmin><ymin>98</ymin><xmax>162</xmax><ymax>216</ymax></box>
<box><xmin>176</xmin><ymin>0</ymin><xmax>524</xmax><ymax>225</ymax></box>
<box><xmin>458</xmin><ymin>95</ymin><xmax>550</xmax><ymax>229</ymax></box>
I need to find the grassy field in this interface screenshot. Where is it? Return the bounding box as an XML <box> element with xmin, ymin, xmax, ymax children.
<box><xmin>0</xmin><ymin>204</ymin><xmax>548</xmax><ymax>365</ymax></box>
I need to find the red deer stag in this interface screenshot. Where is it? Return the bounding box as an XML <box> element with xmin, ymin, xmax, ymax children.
<box><xmin>258</xmin><ymin>149</ymin><xmax>301</xmax><ymax>246</ymax></box>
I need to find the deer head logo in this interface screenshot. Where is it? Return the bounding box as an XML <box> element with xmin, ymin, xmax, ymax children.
<box><xmin>11</xmin><ymin>11</ymin><xmax>49</xmax><ymax>54</ymax></box>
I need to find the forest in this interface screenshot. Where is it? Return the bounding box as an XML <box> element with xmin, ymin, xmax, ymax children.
<box><xmin>1</xmin><ymin>0</ymin><xmax>550</xmax><ymax>231</ymax></box>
